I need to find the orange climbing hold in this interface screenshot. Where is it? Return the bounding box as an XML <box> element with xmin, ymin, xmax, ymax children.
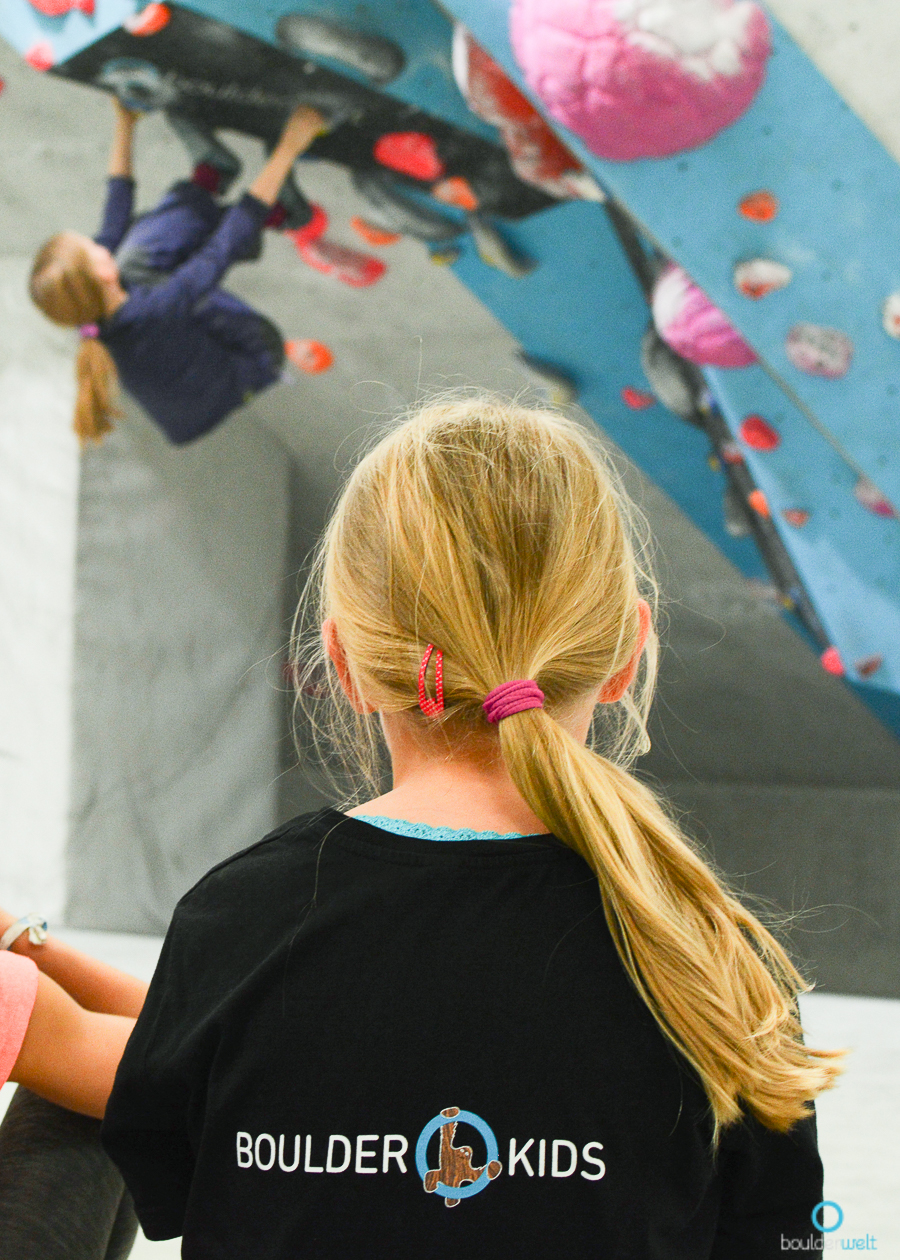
<box><xmin>350</xmin><ymin>217</ymin><xmax>402</xmax><ymax>246</ymax></box>
<box><xmin>738</xmin><ymin>190</ymin><xmax>778</xmax><ymax>221</ymax></box>
<box><xmin>25</xmin><ymin>42</ymin><xmax>54</xmax><ymax>71</ymax></box>
<box><xmin>739</xmin><ymin>414</ymin><xmax>780</xmax><ymax>451</ymax></box>
<box><xmin>432</xmin><ymin>176</ymin><xmax>479</xmax><ymax>211</ymax></box>
<box><xmin>373</xmin><ymin>132</ymin><xmax>445</xmax><ymax>182</ymax></box>
<box><xmin>125</xmin><ymin>3</ymin><xmax>171</xmax><ymax>35</ymax></box>
<box><xmin>781</xmin><ymin>509</ymin><xmax>810</xmax><ymax>528</ymax></box>
<box><xmin>820</xmin><ymin>647</ymin><xmax>845</xmax><ymax>677</ymax></box>
<box><xmin>747</xmin><ymin>489</ymin><xmax>770</xmax><ymax>518</ymax></box>
<box><xmin>285</xmin><ymin>339</ymin><xmax>334</xmax><ymax>374</ymax></box>
<box><xmin>854</xmin><ymin>655</ymin><xmax>883</xmax><ymax>679</ymax></box>
<box><xmin>621</xmin><ymin>386</ymin><xmax>655</xmax><ymax>410</ymax></box>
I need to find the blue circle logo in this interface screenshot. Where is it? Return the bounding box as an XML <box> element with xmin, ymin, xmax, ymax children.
<box><xmin>416</xmin><ymin>1108</ymin><xmax>501</xmax><ymax>1202</ymax></box>
<box><xmin>812</xmin><ymin>1201</ymin><xmax>844</xmax><ymax>1233</ymax></box>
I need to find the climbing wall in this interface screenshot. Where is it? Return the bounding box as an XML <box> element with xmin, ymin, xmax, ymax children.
<box><xmin>1</xmin><ymin>0</ymin><xmax>898</xmax><ymax>735</ymax></box>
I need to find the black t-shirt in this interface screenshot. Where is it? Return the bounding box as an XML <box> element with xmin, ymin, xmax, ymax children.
<box><xmin>102</xmin><ymin>809</ymin><xmax>823</xmax><ymax>1258</ymax></box>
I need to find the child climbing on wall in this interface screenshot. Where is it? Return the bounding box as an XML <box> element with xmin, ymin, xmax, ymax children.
<box><xmin>0</xmin><ymin>906</ymin><xmax>149</xmax><ymax>1258</ymax></box>
<box><xmin>102</xmin><ymin>397</ymin><xmax>842</xmax><ymax>1258</ymax></box>
<box><xmin>29</xmin><ymin>98</ymin><xmax>327</xmax><ymax>446</ymax></box>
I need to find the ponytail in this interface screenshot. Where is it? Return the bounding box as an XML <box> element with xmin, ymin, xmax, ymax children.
<box><xmin>498</xmin><ymin>708</ymin><xmax>841</xmax><ymax>1137</ymax></box>
<box><xmin>301</xmin><ymin>394</ymin><xmax>845</xmax><ymax>1142</ymax></box>
<box><xmin>29</xmin><ymin>232</ymin><xmax>121</xmax><ymax>445</ymax></box>
<box><xmin>74</xmin><ymin>338</ymin><xmax>121</xmax><ymax>445</ymax></box>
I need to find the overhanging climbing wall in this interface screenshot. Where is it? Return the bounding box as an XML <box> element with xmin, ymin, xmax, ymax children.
<box><xmin>2</xmin><ymin>0</ymin><xmax>898</xmax><ymax>735</ymax></box>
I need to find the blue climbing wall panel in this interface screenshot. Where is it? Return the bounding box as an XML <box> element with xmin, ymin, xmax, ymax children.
<box><xmin>2</xmin><ymin>0</ymin><xmax>898</xmax><ymax>733</ymax></box>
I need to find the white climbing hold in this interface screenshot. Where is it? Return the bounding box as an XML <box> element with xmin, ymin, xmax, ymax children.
<box><xmin>733</xmin><ymin>258</ymin><xmax>792</xmax><ymax>299</ymax></box>
<box><xmin>881</xmin><ymin>292</ymin><xmax>900</xmax><ymax>338</ymax></box>
<box><xmin>785</xmin><ymin>324</ymin><xmax>853</xmax><ymax>378</ymax></box>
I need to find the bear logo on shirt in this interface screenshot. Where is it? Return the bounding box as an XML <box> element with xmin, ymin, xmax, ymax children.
<box><xmin>421</xmin><ymin>1107</ymin><xmax>503</xmax><ymax>1208</ymax></box>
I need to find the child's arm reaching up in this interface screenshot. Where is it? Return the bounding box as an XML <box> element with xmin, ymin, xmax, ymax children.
<box><xmin>136</xmin><ymin>104</ymin><xmax>326</xmax><ymax>318</ymax></box>
<box><xmin>96</xmin><ymin>99</ymin><xmax>140</xmax><ymax>254</ymax></box>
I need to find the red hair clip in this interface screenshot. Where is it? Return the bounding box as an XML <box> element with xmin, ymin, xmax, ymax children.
<box><xmin>417</xmin><ymin>644</ymin><xmax>444</xmax><ymax>716</ymax></box>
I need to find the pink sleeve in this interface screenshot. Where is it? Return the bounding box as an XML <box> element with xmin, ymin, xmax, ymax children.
<box><xmin>0</xmin><ymin>950</ymin><xmax>39</xmax><ymax>1087</ymax></box>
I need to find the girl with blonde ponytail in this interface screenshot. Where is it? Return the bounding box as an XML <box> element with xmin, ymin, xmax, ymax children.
<box><xmin>103</xmin><ymin>396</ymin><xmax>842</xmax><ymax>1260</ymax></box>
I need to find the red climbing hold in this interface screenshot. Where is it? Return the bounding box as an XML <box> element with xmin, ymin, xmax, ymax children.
<box><xmin>455</xmin><ymin>28</ymin><xmax>587</xmax><ymax>199</ymax></box>
<box><xmin>289</xmin><ymin>232</ymin><xmax>386</xmax><ymax>287</ymax></box>
<box><xmin>432</xmin><ymin>176</ymin><xmax>479</xmax><ymax>211</ymax></box>
<box><xmin>739</xmin><ymin>414</ymin><xmax>780</xmax><ymax>451</ymax></box>
<box><xmin>285</xmin><ymin>339</ymin><xmax>334</xmax><ymax>374</ymax></box>
<box><xmin>27</xmin><ymin>0</ymin><xmax>93</xmax><ymax>15</ymax></box>
<box><xmin>621</xmin><ymin>386</ymin><xmax>655</xmax><ymax>410</ymax></box>
<box><xmin>854</xmin><ymin>475</ymin><xmax>898</xmax><ymax>519</ymax></box>
<box><xmin>738</xmin><ymin>190</ymin><xmax>779</xmax><ymax>222</ymax></box>
<box><xmin>720</xmin><ymin>442</ymin><xmax>745</xmax><ymax>466</ymax></box>
<box><xmin>854</xmin><ymin>654</ymin><xmax>883</xmax><ymax>679</ymax></box>
<box><xmin>820</xmin><ymin>647</ymin><xmax>845</xmax><ymax>677</ymax></box>
<box><xmin>125</xmin><ymin>3</ymin><xmax>171</xmax><ymax>35</ymax></box>
<box><xmin>747</xmin><ymin>489</ymin><xmax>770</xmax><ymax>518</ymax></box>
<box><xmin>350</xmin><ymin>217</ymin><xmax>402</xmax><ymax>246</ymax></box>
<box><xmin>781</xmin><ymin>509</ymin><xmax>810</xmax><ymax>528</ymax></box>
<box><xmin>374</xmin><ymin>132</ymin><xmax>445</xmax><ymax>182</ymax></box>
<box><xmin>25</xmin><ymin>42</ymin><xmax>55</xmax><ymax>71</ymax></box>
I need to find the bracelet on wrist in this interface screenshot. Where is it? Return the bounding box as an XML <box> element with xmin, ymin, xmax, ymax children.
<box><xmin>0</xmin><ymin>914</ymin><xmax>48</xmax><ymax>951</ymax></box>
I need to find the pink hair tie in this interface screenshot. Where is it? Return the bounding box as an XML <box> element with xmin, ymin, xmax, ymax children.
<box><xmin>79</xmin><ymin>324</ymin><xmax>100</xmax><ymax>339</ymax></box>
<box><xmin>482</xmin><ymin>679</ymin><xmax>544</xmax><ymax>724</ymax></box>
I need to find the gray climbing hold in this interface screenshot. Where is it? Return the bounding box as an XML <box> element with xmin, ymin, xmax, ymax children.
<box><xmin>276</xmin><ymin>15</ymin><xmax>405</xmax><ymax>85</ymax></box>
<box><xmin>723</xmin><ymin>484</ymin><xmax>753</xmax><ymax>538</ymax></box>
<box><xmin>468</xmin><ymin>213</ymin><xmax>536</xmax><ymax>278</ymax></box>
<box><xmin>97</xmin><ymin>58</ymin><xmax>177</xmax><ymax>110</ymax></box>
<box><xmin>352</xmin><ymin>172</ymin><xmax>463</xmax><ymax>242</ymax></box>
<box><xmin>517</xmin><ymin>353</ymin><xmax>577</xmax><ymax>405</ymax></box>
<box><xmin>639</xmin><ymin>326</ymin><xmax>706</xmax><ymax>427</ymax></box>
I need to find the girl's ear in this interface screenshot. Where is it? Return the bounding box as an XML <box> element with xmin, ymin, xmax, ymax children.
<box><xmin>598</xmin><ymin>599</ymin><xmax>652</xmax><ymax>704</ymax></box>
<box><xmin>322</xmin><ymin>618</ymin><xmax>376</xmax><ymax>714</ymax></box>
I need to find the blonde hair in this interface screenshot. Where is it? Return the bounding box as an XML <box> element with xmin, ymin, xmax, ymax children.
<box><xmin>294</xmin><ymin>395</ymin><xmax>842</xmax><ymax>1140</ymax></box>
<box><xmin>29</xmin><ymin>233</ymin><xmax>121</xmax><ymax>445</ymax></box>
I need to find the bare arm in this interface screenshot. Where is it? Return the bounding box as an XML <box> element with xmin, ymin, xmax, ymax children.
<box><xmin>1</xmin><ymin>911</ymin><xmax>147</xmax><ymax>1017</ymax></box>
<box><xmin>108</xmin><ymin>98</ymin><xmax>140</xmax><ymax>179</ymax></box>
<box><xmin>249</xmin><ymin>104</ymin><xmax>325</xmax><ymax>206</ymax></box>
<box><xmin>9</xmin><ymin>972</ymin><xmax>135</xmax><ymax>1119</ymax></box>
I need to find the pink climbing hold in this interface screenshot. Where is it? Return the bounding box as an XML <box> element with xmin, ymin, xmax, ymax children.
<box><xmin>25</xmin><ymin>42</ymin><xmax>55</xmax><ymax>71</ymax></box>
<box><xmin>373</xmin><ymin>132</ymin><xmax>445</xmax><ymax>182</ymax></box>
<box><xmin>739</xmin><ymin>414</ymin><xmax>780</xmax><ymax>451</ymax></box>
<box><xmin>652</xmin><ymin>264</ymin><xmax>757</xmax><ymax>367</ymax></box>
<box><xmin>27</xmin><ymin>0</ymin><xmax>93</xmax><ymax>15</ymax></box>
<box><xmin>781</xmin><ymin>508</ymin><xmax>809</xmax><ymax>528</ymax></box>
<box><xmin>621</xmin><ymin>386</ymin><xmax>656</xmax><ymax>409</ymax></box>
<box><xmin>785</xmin><ymin>324</ymin><xmax>853</xmax><ymax>378</ymax></box>
<box><xmin>509</xmin><ymin>0</ymin><xmax>772</xmax><ymax>161</ymax></box>
<box><xmin>820</xmin><ymin>646</ymin><xmax>845</xmax><ymax>677</ymax></box>
<box><xmin>854</xmin><ymin>475</ymin><xmax>898</xmax><ymax>519</ymax></box>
